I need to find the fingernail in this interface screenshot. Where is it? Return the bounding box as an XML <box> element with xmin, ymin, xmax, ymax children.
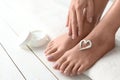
<box><xmin>72</xmin><ymin>36</ymin><xmax>74</xmax><ymax>40</ymax></box>
<box><xmin>88</xmin><ymin>17</ymin><xmax>93</xmax><ymax>23</ymax></box>
<box><xmin>78</xmin><ymin>32</ymin><xmax>81</xmax><ymax>36</ymax></box>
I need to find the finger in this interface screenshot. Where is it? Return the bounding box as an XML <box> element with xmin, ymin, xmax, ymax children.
<box><xmin>67</xmin><ymin>10</ymin><xmax>72</xmax><ymax>36</ymax></box>
<box><xmin>87</xmin><ymin>0</ymin><xmax>94</xmax><ymax>23</ymax></box>
<box><xmin>68</xmin><ymin>21</ymin><xmax>72</xmax><ymax>36</ymax></box>
<box><xmin>66</xmin><ymin>11</ymin><xmax>70</xmax><ymax>27</ymax></box>
<box><xmin>71</xmin><ymin>7</ymin><xmax>78</xmax><ymax>39</ymax></box>
<box><xmin>76</xmin><ymin>5</ymin><xmax>86</xmax><ymax>36</ymax></box>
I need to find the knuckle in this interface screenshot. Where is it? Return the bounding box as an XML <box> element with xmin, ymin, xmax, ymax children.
<box><xmin>72</xmin><ymin>6</ymin><xmax>75</xmax><ymax>10</ymax></box>
<box><xmin>72</xmin><ymin>21</ymin><xmax>76</xmax><ymax>26</ymax></box>
<box><xmin>75</xmin><ymin>1</ymin><xmax>84</xmax><ymax>10</ymax></box>
<box><xmin>76</xmin><ymin>4</ymin><xmax>82</xmax><ymax>10</ymax></box>
<box><xmin>76</xmin><ymin>4</ymin><xmax>81</xmax><ymax>10</ymax></box>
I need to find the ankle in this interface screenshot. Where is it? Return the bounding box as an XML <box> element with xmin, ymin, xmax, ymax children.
<box><xmin>86</xmin><ymin>27</ymin><xmax>115</xmax><ymax>48</ymax></box>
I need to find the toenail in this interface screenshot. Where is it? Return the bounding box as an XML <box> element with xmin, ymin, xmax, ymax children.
<box><xmin>64</xmin><ymin>70</ymin><xmax>67</xmax><ymax>74</ymax></box>
<box><xmin>60</xmin><ymin>70</ymin><xmax>64</xmax><ymax>73</ymax></box>
<box><xmin>70</xmin><ymin>74</ymin><xmax>74</xmax><ymax>76</ymax></box>
<box><xmin>64</xmin><ymin>71</ymin><xmax>69</xmax><ymax>75</ymax></box>
<box><xmin>47</xmin><ymin>56</ymin><xmax>53</xmax><ymax>60</ymax></box>
<box><xmin>44</xmin><ymin>50</ymin><xmax>47</xmax><ymax>53</ymax></box>
<box><xmin>77</xmin><ymin>72</ymin><xmax>81</xmax><ymax>75</ymax></box>
<box><xmin>53</xmin><ymin>63</ymin><xmax>59</xmax><ymax>69</ymax></box>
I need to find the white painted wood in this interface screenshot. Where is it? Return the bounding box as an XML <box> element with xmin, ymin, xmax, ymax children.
<box><xmin>0</xmin><ymin>19</ymin><xmax>57</xmax><ymax>80</ymax></box>
<box><xmin>0</xmin><ymin>44</ymin><xmax>25</xmax><ymax>80</ymax></box>
<box><xmin>0</xmin><ymin>0</ymin><xmax>68</xmax><ymax>39</ymax></box>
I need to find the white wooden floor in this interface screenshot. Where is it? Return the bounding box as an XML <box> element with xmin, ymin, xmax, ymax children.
<box><xmin>0</xmin><ymin>0</ymin><xmax>116</xmax><ymax>80</ymax></box>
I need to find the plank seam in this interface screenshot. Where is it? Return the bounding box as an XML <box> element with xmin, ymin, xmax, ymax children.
<box><xmin>27</xmin><ymin>45</ymin><xmax>59</xmax><ymax>80</ymax></box>
<box><xmin>0</xmin><ymin>43</ymin><xmax>27</xmax><ymax>80</ymax></box>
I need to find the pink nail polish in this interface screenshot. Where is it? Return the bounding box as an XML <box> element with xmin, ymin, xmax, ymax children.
<box><xmin>47</xmin><ymin>55</ymin><xmax>53</xmax><ymax>60</ymax></box>
<box><xmin>77</xmin><ymin>72</ymin><xmax>81</xmax><ymax>75</ymax></box>
<box><xmin>70</xmin><ymin>74</ymin><xmax>74</xmax><ymax>76</ymax></box>
<box><xmin>72</xmin><ymin>36</ymin><xmax>75</xmax><ymax>40</ymax></box>
<box><xmin>88</xmin><ymin>17</ymin><xmax>93</xmax><ymax>23</ymax></box>
<box><xmin>53</xmin><ymin>65</ymin><xmax>57</xmax><ymax>69</ymax></box>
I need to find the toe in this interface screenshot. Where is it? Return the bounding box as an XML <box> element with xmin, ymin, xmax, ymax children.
<box><xmin>45</xmin><ymin>45</ymin><xmax>53</xmax><ymax>53</ymax></box>
<box><xmin>71</xmin><ymin>63</ymin><xmax>81</xmax><ymax>76</ymax></box>
<box><xmin>47</xmin><ymin>50</ymin><xmax>63</xmax><ymax>61</ymax></box>
<box><xmin>47</xmin><ymin>41</ymin><xmax>54</xmax><ymax>47</ymax></box>
<box><xmin>45</xmin><ymin>41</ymin><xmax>54</xmax><ymax>52</ymax></box>
<box><xmin>45</xmin><ymin>47</ymin><xmax>57</xmax><ymax>56</ymax></box>
<box><xmin>64</xmin><ymin>63</ymin><xmax>74</xmax><ymax>76</ymax></box>
<box><xmin>53</xmin><ymin>56</ymin><xmax>66</xmax><ymax>70</ymax></box>
<box><xmin>59</xmin><ymin>61</ymin><xmax>69</xmax><ymax>73</ymax></box>
<box><xmin>77</xmin><ymin>65</ymin><xmax>85</xmax><ymax>75</ymax></box>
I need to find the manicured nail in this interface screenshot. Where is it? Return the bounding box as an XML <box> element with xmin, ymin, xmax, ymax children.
<box><xmin>77</xmin><ymin>72</ymin><xmax>81</xmax><ymax>75</ymax></box>
<box><xmin>88</xmin><ymin>17</ymin><xmax>93</xmax><ymax>23</ymax></box>
<box><xmin>53</xmin><ymin>63</ymin><xmax>58</xmax><ymax>69</ymax></box>
<box><xmin>70</xmin><ymin>74</ymin><xmax>74</xmax><ymax>76</ymax></box>
<box><xmin>60</xmin><ymin>70</ymin><xmax>64</xmax><ymax>73</ymax></box>
<box><xmin>72</xmin><ymin>35</ymin><xmax>76</xmax><ymax>39</ymax></box>
<box><xmin>47</xmin><ymin>55</ymin><xmax>53</xmax><ymax>60</ymax></box>
<box><xmin>64</xmin><ymin>71</ymin><xmax>69</xmax><ymax>76</ymax></box>
<box><xmin>72</xmin><ymin>35</ymin><xmax>74</xmax><ymax>39</ymax></box>
<box><xmin>78</xmin><ymin>32</ymin><xmax>81</xmax><ymax>36</ymax></box>
<box><xmin>64</xmin><ymin>70</ymin><xmax>67</xmax><ymax>74</ymax></box>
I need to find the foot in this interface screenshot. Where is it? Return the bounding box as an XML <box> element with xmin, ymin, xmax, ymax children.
<box><xmin>53</xmin><ymin>28</ymin><xmax>115</xmax><ymax>76</ymax></box>
<box><xmin>44</xmin><ymin>20</ymin><xmax>95</xmax><ymax>61</ymax></box>
<box><xmin>44</xmin><ymin>33</ymin><xmax>82</xmax><ymax>61</ymax></box>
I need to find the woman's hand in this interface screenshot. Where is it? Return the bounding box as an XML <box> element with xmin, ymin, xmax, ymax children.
<box><xmin>66</xmin><ymin>0</ymin><xmax>94</xmax><ymax>39</ymax></box>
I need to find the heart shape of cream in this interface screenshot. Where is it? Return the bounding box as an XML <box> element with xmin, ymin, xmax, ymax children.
<box><xmin>79</xmin><ymin>40</ymin><xmax>92</xmax><ymax>51</ymax></box>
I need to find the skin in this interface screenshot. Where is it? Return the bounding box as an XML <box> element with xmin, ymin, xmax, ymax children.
<box><xmin>45</xmin><ymin>0</ymin><xmax>108</xmax><ymax>62</ymax></box>
<box><xmin>67</xmin><ymin>0</ymin><xmax>94</xmax><ymax>39</ymax></box>
<box><xmin>53</xmin><ymin>0</ymin><xmax>120</xmax><ymax>76</ymax></box>
<box><xmin>66</xmin><ymin>0</ymin><xmax>94</xmax><ymax>39</ymax></box>
<box><xmin>67</xmin><ymin>0</ymin><xmax>109</xmax><ymax>39</ymax></box>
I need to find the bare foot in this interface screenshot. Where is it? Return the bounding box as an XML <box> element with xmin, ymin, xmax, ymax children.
<box><xmin>44</xmin><ymin>0</ymin><xmax>108</xmax><ymax>62</ymax></box>
<box><xmin>53</xmin><ymin>28</ymin><xmax>115</xmax><ymax>76</ymax></box>
<box><xmin>44</xmin><ymin>20</ymin><xmax>95</xmax><ymax>61</ymax></box>
<box><xmin>44</xmin><ymin>33</ymin><xmax>83</xmax><ymax>61</ymax></box>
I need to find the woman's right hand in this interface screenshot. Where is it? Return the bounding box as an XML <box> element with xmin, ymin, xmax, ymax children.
<box><xmin>66</xmin><ymin>0</ymin><xmax>94</xmax><ymax>39</ymax></box>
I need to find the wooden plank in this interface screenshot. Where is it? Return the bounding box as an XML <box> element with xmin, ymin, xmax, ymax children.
<box><xmin>0</xmin><ymin>0</ymin><xmax>68</xmax><ymax>39</ymax></box>
<box><xmin>0</xmin><ymin>44</ymin><xmax>25</xmax><ymax>80</ymax></box>
<box><xmin>0</xmin><ymin>19</ymin><xmax>58</xmax><ymax>80</ymax></box>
